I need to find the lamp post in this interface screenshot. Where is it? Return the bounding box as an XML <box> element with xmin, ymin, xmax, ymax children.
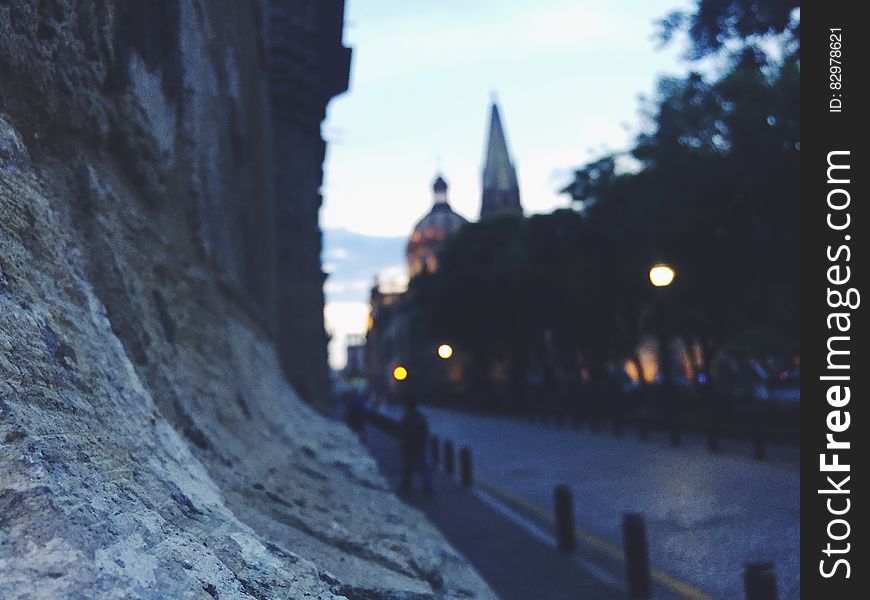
<box><xmin>648</xmin><ymin>263</ymin><xmax>677</xmax><ymax>423</ymax></box>
<box><xmin>437</xmin><ymin>344</ymin><xmax>453</xmax><ymax>359</ymax></box>
<box><xmin>390</xmin><ymin>364</ymin><xmax>409</xmax><ymax>410</ymax></box>
<box><xmin>436</xmin><ymin>344</ymin><xmax>454</xmax><ymax>403</ymax></box>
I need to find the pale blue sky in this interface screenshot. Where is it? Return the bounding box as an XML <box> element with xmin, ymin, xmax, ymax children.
<box><xmin>321</xmin><ymin>0</ymin><xmax>694</xmax><ymax>368</ymax></box>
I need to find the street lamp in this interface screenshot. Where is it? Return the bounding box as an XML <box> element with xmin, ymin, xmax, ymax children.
<box><xmin>437</xmin><ymin>344</ymin><xmax>454</xmax><ymax>359</ymax></box>
<box><xmin>647</xmin><ymin>262</ymin><xmax>677</xmax><ymax>392</ymax></box>
<box><xmin>392</xmin><ymin>365</ymin><xmax>408</xmax><ymax>381</ymax></box>
<box><xmin>649</xmin><ymin>263</ymin><xmax>676</xmax><ymax>287</ymax></box>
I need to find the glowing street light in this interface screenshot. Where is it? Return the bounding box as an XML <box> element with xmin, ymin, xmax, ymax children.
<box><xmin>649</xmin><ymin>263</ymin><xmax>676</xmax><ymax>287</ymax></box>
<box><xmin>437</xmin><ymin>344</ymin><xmax>454</xmax><ymax>359</ymax></box>
<box><xmin>392</xmin><ymin>365</ymin><xmax>408</xmax><ymax>381</ymax></box>
<box><xmin>648</xmin><ymin>263</ymin><xmax>676</xmax><ymax>387</ymax></box>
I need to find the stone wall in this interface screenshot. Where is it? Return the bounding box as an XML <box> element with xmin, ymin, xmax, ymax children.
<box><xmin>266</xmin><ymin>0</ymin><xmax>351</xmax><ymax>412</ymax></box>
<box><xmin>0</xmin><ymin>2</ymin><xmax>495</xmax><ymax>598</ymax></box>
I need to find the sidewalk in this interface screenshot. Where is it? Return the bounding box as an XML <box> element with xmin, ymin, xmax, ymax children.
<box><xmin>365</xmin><ymin>425</ymin><xmax>634</xmax><ymax>600</ymax></box>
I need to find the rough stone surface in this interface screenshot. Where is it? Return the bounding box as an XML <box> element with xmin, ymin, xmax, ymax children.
<box><xmin>0</xmin><ymin>3</ymin><xmax>496</xmax><ymax>599</ymax></box>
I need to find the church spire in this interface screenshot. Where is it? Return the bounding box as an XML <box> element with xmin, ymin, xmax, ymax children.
<box><xmin>481</xmin><ymin>99</ymin><xmax>522</xmax><ymax>219</ymax></box>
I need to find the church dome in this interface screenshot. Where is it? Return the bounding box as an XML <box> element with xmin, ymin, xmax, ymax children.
<box><xmin>410</xmin><ymin>202</ymin><xmax>467</xmax><ymax>241</ymax></box>
<box><xmin>407</xmin><ymin>175</ymin><xmax>467</xmax><ymax>277</ymax></box>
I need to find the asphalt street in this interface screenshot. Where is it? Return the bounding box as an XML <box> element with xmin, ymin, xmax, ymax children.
<box><xmin>420</xmin><ymin>407</ymin><xmax>800</xmax><ymax>600</ymax></box>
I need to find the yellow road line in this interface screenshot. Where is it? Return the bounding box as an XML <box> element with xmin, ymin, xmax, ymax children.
<box><xmin>475</xmin><ymin>475</ymin><xmax>715</xmax><ymax>600</ymax></box>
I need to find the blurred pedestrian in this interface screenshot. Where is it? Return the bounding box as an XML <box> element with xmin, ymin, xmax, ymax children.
<box><xmin>344</xmin><ymin>388</ymin><xmax>368</xmax><ymax>442</ymax></box>
<box><xmin>399</xmin><ymin>400</ymin><xmax>433</xmax><ymax>494</ymax></box>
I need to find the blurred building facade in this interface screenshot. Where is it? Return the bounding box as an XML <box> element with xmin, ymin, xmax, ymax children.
<box><xmin>343</xmin><ymin>334</ymin><xmax>367</xmax><ymax>378</ymax></box>
<box><xmin>366</xmin><ymin>99</ymin><xmax>520</xmax><ymax>399</ymax></box>
<box><xmin>268</xmin><ymin>0</ymin><xmax>352</xmax><ymax>411</ymax></box>
<box><xmin>365</xmin><ymin>284</ymin><xmax>412</xmax><ymax>398</ymax></box>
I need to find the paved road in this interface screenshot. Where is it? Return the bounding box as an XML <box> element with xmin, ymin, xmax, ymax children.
<box><xmin>421</xmin><ymin>407</ymin><xmax>800</xmax><ymax>600</ymax></box>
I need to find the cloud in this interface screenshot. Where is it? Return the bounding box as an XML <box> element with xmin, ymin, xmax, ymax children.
<box><xmin>325</xmin><ymin>247</ymin><xmax>350</xmax><ymax>261</ymax></box>
<box><xmin>321</xmin><ymin>229</ymin><xmax>406</xmax><ymax>284</ymax></box>
<box><xmin>323</xmin><ymin>278</ymin><xmax>373</xmax><ymax>295</ymax></box>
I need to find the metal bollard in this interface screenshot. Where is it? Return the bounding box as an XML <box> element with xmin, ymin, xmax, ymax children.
<box><xmin>707</xmin><ymin>430</ymin><xmax>720</xmax><ymax>454</ymax></box>
<box><xmin>431</xmin><ymin>435</ymin><xmax>440</xmax><ymax>465</ymax></box>
<box><xmin>553</xmin><ymin>484</ymin><xmax>575</xmax><ymax>552</ymax></box>
<box><xmin>744</xmin><ymin>562</ymin><xmax>778</xmax><ymax>600</ymax></box>
<box><xmin>753</xmin><ymin>438</ymin><xmax>766</xmax><ymax>461</ymax></box>
<box><xmin>622</xmin><ymin>513</ymin><xmax>651</xmax><ymax>598</ymax></box>
<box><xmin>459</xmin><ymin>446</ymin><xmax>473</xmax><ymax>486</ymax></box>
<box><xmin>638</xmin><ymin>420</ymin><xmax>649</xmax><ymax>441</ymax></box>
<box><xmin>443</xmin><ymin>440</ymin><xmax>455</xmax><ymax>475</ymax></box>
<box><xmin>670</xmin><ymin>426</ymin><xmax>681</xmax><ymax>447</ymax></box>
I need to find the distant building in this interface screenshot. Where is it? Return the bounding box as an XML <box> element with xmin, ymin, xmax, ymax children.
<box><xmin>406</xmin><ymin>175</ymin><xmax>468</xmax><ymax>277</ymax></box>
<box><xmin>365</xmin><ymin>282</ymin><xmax>413</xmax><ymax>398</ymax></box>
<box><xmin>343</xmin><ymin>334</ymin><xmax>366</xmax><ymax>377</ymax></box>
<box><xmin>366</xmin><ymin>98</ymin><xmax>522</xmax><ymax>399</ymax></box>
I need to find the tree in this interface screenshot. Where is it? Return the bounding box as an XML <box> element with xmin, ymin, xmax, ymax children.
<box><xmin>564</xmin><ymin>0</ymin><xmax>800</xmax><ymax>380</ymax></box>
<box><xmin>657</xmin><ymin>0</ymin><xmax>799</xmax><ymax>59</ymax></box>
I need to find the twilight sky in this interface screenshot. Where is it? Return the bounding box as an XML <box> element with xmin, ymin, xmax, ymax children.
<box><xmin>321</xmin><ymin>0</ymin><xmax>694</xmax><ymax>369</ymax></box>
